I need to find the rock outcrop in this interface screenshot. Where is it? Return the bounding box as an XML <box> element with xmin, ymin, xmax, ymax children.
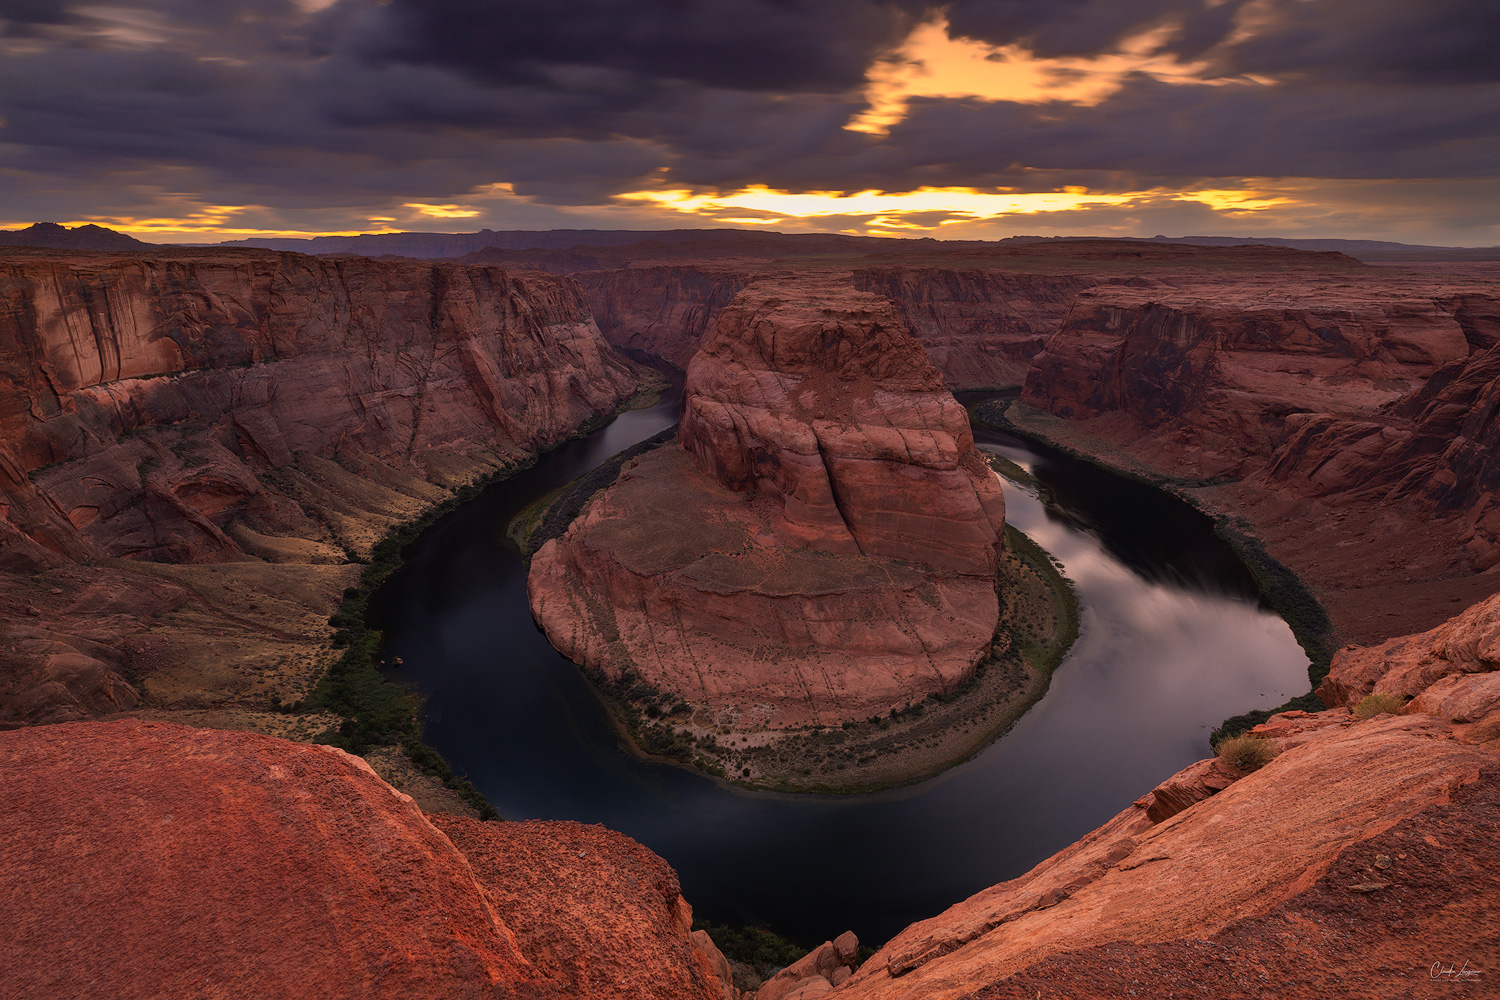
<box><xmin>529</xmin><ymin>278</ymin><xmax>1006</xmax><ymax>731</ymax></box>
<box><xmin>0</xmin><ymin>719</ymin><xmax>733</xmax><ymax>1000</ymax></box>
<box><xmin>826</xmin><ymin>595</ymin><xmax>1500</xmax><ymax>999</ymax></box>
<box><xmin>0</xmin><ymin>247</ymin><xmax>644</xmax><ymax>723</ymax></box>
<box><xmin>755</xmin><ymin>931</ymin><xmax>860</xmax><ymax>1000</ymax></box>
<box><xmin>433</xmin><ymin>817</ymin><xmax>734</xmax><ymax>1000</ymax></box>
<box><xmin>1318</xmin><ymin>590</ymin><xmax>1500</xmax><ymax>721</ymax></box>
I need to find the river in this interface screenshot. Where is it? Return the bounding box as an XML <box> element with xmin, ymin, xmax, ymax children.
<box><xmin>376</xmin><ymin>370</ymin><xmax>1308</xmax><ymax>946</ymax></box>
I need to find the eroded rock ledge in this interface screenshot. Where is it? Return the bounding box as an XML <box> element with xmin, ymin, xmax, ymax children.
<box><xmin>529</xmin><ymin>278</ymin><xmax>1006</xmax><ymax>734</ymax></box>
<box><xmin>831</xmin><ymin>592</ymin><xmax>1500</xmax><ymax>1000</ymax></box>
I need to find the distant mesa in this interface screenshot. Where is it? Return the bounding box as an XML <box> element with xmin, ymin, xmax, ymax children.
<box><xmin>0</xmin><ymin>221</ymin><xmax>149</xmax><ymax>251</ymax></box>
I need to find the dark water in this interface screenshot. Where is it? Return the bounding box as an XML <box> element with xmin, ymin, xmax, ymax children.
<box><xmin>380</xmin><ymin>373</ymin><xmax>1308</xmax><ymax>946</ymax></box>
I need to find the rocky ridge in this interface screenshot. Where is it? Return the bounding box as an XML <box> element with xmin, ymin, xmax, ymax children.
<box><xmin>529</xmin><ymin>278</ymin><xmax>1006</xmax><ymax>735</ymax></box>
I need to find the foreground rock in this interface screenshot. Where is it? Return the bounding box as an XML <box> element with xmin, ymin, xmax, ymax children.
<box><xmin>0</xmin><ymin>247</ymin><xmax>644</xmax><ymax>724</ymax></box>
<box><xmin>831</xmin><ymin>597</ymin><xmax>1500</xmax><ymax>999</ymax></box>
<box><xmin>529</xmin><ymin>279</ymin><xmax>1005</xmax><ymax>736</ymax></box>
<box><xmin>435</xmin><ymin>817</ymin><xmax>734</xmax><ymax>1000</ymax></box>
<box><xmin>1319</xmin><ymin>590</ymin><xmax>1500</xmax><ymax>724</ymax></box>
<box><xmin>0</xmin><ymin>720</ymin><xmax>732</xmax><ymax>1000</ymax></box>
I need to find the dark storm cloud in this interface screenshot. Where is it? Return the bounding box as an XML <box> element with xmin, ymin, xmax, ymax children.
<box><xmin>857</xmin><ymin>79</ymin><xmax>1500</xmax><ymax>186</ymax></box>
<box><xmin>348</xmin><ymin>0</ymin><xmax>928</xmax><ymax>93</ymax></box>
<box><xmin>1219</xmin><ymin>0</ymin><xmax>1500</xmax><ymax>85</ymax></box>
<box><xmin>941</xmin><ymin>0</ymin><xmax>1226</xmax><ymax>59</ymax></box>
<box><xmin>0</xmin><ymin>0</ymin><xmax>1498</xmax><ymax>234</ymax></box>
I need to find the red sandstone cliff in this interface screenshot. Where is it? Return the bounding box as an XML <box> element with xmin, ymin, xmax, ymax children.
<box><xmin>851</xmin><ymin>267</ymin><xmax>1102</xmax><ymax>389</ymax></box>
<box><xmin>576</xmin><ymin>266</ymin><xmax>751</xmax><ymax>367</ymax></box>
<box><xmin>0</xmin><ymin>248</ymin><xmax>644</xmax><ymax>725</ymax></box>
<box><xmin>1019</xmin><ymin>283</ymin><xmax>1473</xmax><ymax>478</ymax></box>
<box><xmin>529</xmin><ymin>278</ymin><xmax>1006</xmax><ymax>731</ymax></box>
<box><xmin>577</xmin><ymin>263</ymin><xmax>1099</xmax><ymax>389</ymax></box>
<box><xmin>1010</xmin><ymin>266</ymin><xmax>1500</xmax><ymax>642</ymax></box>
<box><xmin>0</xmin><ymin>719</ymin><xmax>732</xmax><ymax>1000</ymax></box>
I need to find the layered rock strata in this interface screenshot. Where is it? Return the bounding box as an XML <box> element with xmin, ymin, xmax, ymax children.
<box><xmin>577</xmin><ymin>266</ymin><xmax>751</xmax><ymax>368</ymax></box>
<box><xmin>0</xmin><ymin>719</ymin><xmax>732</xmax><ymax>1000</ymax></box>
<box><xmin>0</xmin><ymin>248</ymin><xmax>643</xmax><ymax>723</ymax></box>
<box><xmin>530</xmin><ymin>279</ymin><xmax>1006</xmax><ymax>730</ymax></box>
<box><xmin>1011</xmin><ymin>265</ymin><xmax>1500</xmax><ymax>642</ymax></box>
<box><xmin>851</xmin><ymin>267</ymin><xmax>1100</xmax><ymax>389</ymax></box>
<box><xmin>834</xmin><ymin>594</ymin><xmax>1500</xmax><ymax>1000</ymax></box>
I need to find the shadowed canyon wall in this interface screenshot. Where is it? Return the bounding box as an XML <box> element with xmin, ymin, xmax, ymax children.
<box><xmin>0</xmin><ymin>248</ymin><xmax>643</xmax><ymax>724</ymax></box>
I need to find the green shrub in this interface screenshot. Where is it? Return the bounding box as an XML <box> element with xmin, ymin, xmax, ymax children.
<box><xmin>1353</xmin><ymin>692</ymin><xmax>1407</xmax><ymax>720</ymax></box>
<box><xmin>1214</xmin><ymin>733</ymin><xmax>1281</xmax><ymax>771</ymax></box>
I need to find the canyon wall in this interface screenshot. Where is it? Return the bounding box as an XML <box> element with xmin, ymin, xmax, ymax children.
<box><xmin>1019</xmin><ymin>284</ymin><xmax>1473</xmax><ymax>478</ymax></box>
<box><xmin>580</xmin><ymin>263</ymin><xmax>1100</xmax><ymax>388</ymax></box>
<box><xmin>0</xmin><ymin>719</ymin><xmax>733</xmax><ymax>1000</ymax></box>
<box><xmin>576</xmin><ymin>266</ymin><xmax>751</xmax><ymax>368</ymax></box>
<box><xmin>0</xmin><ymin>248</ymin><xmax>644</xmax><ymax>724</ymax></box>
<box><xmin>1010</xmin><ymin>270</ymin><xmax>1500</xmax><ymax>642</ymax></box>
<box><xmin>851</xmin><ymin>267</ymin><xmax>1101</xmax><ymax>389</ymax></box>
<box><xmin>529</xmin><ymin>278</ymin><xmax>1006</xmax><ymax>731</ymax></box>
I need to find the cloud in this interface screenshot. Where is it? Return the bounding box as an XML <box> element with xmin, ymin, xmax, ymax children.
<box><xmin>349</xmin><ymin>0</ymin><xmax>928</xmax><ymax>93</ymax></box>
<box><xmin>0</xmin><ymin>0</ymin><xmax>1496</xmax><ymax>243</ymax></box>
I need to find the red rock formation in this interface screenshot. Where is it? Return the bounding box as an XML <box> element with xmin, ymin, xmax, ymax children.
<box><xmin>0</xmin><ymin>248</ymin><xmax>640</xmax><ymax>567</ymax></box>
<box><xmin>576</xmin><ymin>266</ymin><xmax>750</xmax><ymax>367</ymax></box>
<box><xmin>0</xmin><ymin>247</ymin><xmax>643</xmax><ymax>722</ymax></box>
<box><xmin>1020</xmin><ymin>284</ymin><xmax>1472</xmax><ymax>478</ymax></box>
<box><xmin>851</xmin><ymin>267</ymin><xmax>1101</xmax><ymax>389</ymax></box>
<box><xmin>1264</xmin><ymin>341</ymin><xmax>1500</xmax><ymax>569</ymax></box>
<box><xmin>0</xmin><ymin>719</ymin><xmax>734</xmax><ymax>1000</ymax></box>
<box><xmin>530</xmin><ymin>278</ymin><xmax>1006</xmax><ymax>729</ymax></box>
<box><xmin>1319</xmin><ymin>590</ymin><xmax>1500</xmax><ymax>719</ymax></box>
<box><xmin>678</xmin><ymin>279</ymin><xmax>1006</xmax><ymax>573</ymax></box>
<box><xmin>831</xmin><ymin>596</ymin><xmax>1500</xmax><ymax>999</ymax></box>
<box><xmin>434</xmin><ymin>817</ymin><xmax>732</xmax><ymax>1000</ymax></box>
<box><xmin>0</xmin><ymin>719</ymin><xmax>555</xmax><ymax>999</ymax></box>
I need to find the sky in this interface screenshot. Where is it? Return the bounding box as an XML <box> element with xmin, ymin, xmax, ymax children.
<box><xmin>1</xmin><ymin>0</ymin><xmax>1498</xmax><ymax>245</ymax></box>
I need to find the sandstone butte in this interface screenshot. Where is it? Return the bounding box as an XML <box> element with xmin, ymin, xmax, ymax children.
<box><xmin>0</xmin><ymin>719</ymin><xmax>734</xmax><ymax>1000</ymax></box>
<box><xmin>0</xmin><ymin>247</ymin><xmax>645</xmax><ymax>726</ymax></box>
<box><xmin>528</xmin><ymin>277</ymin><xmax>1007</xmax><ymax>730</ymax></box>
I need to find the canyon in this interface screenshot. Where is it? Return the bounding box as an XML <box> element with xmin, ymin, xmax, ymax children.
<box><xmin>0</xmin><ymin>247</ymin><xmax>648</xmax><ymax>734</ymax></box>
<box><xmin>3</xmin><ymin>233</ymin><xmax>1499</xmax><ymax>996</ymax></box>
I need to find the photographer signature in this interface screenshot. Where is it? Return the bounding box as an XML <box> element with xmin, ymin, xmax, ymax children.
<box><xmin>1431</xmin><ymin>960</ymin><xmax>1482</xmax><ymax>982</ymax></box>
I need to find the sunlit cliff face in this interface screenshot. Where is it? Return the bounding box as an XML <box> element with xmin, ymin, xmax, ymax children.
<box><xmin>2</xmin><ymin>1</ymin><xmax>1496</xmax><ymax>245</ymax></box>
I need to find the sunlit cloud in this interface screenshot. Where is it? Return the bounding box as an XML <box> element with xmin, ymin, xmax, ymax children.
<box><xmin>403</xmin><ymin>203</ymin><xmax>483</xmax><ymax>219</ymax></box>
<box><xmin>616</xmin><ymin>183</ymin><xmax>1296</xmax><ymax>235</ymax></box>
<box><xmin>849</xmin><ymin>16</ymin><xmax>1268</xmax><ymax>135</ymax></box>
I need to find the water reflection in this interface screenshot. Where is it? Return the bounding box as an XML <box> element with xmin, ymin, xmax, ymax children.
<box><xmin>384</xmin><ymin>380</ymin><xmax>1308</xmax><ymax>945</ymax></box>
